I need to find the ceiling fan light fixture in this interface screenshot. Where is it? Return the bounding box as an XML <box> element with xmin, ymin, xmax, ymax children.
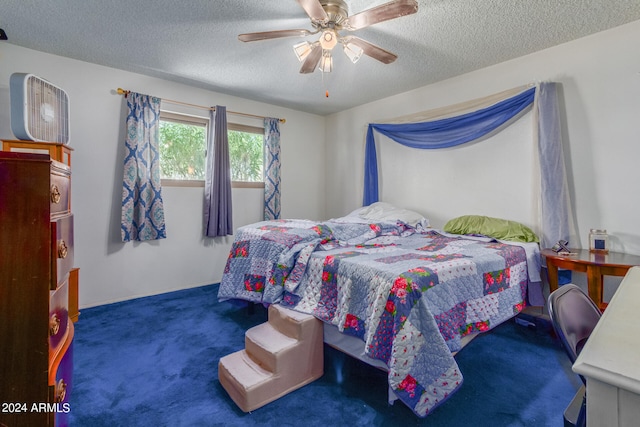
<box><xmin>319</xmin><ymin>50</ymin><xmax>333</xmax><ymax>73</ymax></box>
<box><xmin>293</xmin><ymin>41</ymin><xmax>313</xmax><ymax>62</ymax></box>
<box><xmin>319</xmin><ymin>29</ymin><xmax>338</xmax><ymax>50</ymax></box>
<box><xmin>342</xmin><ymin>42</ymin><xmax>363</xmax><ymax>64</ymax></box>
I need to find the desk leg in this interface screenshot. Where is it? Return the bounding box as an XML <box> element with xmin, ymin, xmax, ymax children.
<box><xmin>547</xmin><ymin>262</ymin><xmax>560</xmax><ymax>294</ymax></box>
<box><xmin>586</xmin><ymin>266</ymin><xmax>603</xmax><ymax>308</ymax></box>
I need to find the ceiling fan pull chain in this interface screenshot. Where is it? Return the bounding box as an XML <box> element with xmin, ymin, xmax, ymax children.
<box><xmin>322</xmin><ymin>71</ymin><xmax>329</xmax><ymax>98</ymax></box>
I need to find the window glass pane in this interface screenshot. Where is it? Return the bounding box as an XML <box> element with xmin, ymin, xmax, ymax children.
<box><xmin>158</xmin><ymin>112</ymin><xmax>264</xmax><ymax>184</ymax></box>
<box><xmin>228</xmin><ymin>129</ymin><xmax>263</xmax><ymax>182</ymax></box>
<box><xmin>159</xmin><ymin>119</ymin><xmax>206</xmax><ymax>180</ymax></box>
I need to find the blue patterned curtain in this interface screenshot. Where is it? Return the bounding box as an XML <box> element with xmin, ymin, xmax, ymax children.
<box><xmin>264</xmin><ymin>118</ymin><xmax>281</xmax><ymax>220</ymax></box>
<box><xmin>121</xmin><ymin>92</ymin><xmax>166</xmax><ymax>242</ymax></box>
<box><xmin>204</xmin><ymin>106</ymin><xmax>233</xmax><ymax>237</ymax></box>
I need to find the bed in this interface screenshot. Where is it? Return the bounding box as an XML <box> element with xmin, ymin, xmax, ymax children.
<box><xmin>217</xmin><ymin>203</ymin><xmax>542</xmax><ymax>417</ymax></box>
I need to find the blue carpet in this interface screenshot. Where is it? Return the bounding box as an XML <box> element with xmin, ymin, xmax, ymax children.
<box><xmin>69</xmin><ymin>284</ymin><xmax>579</xmax><ymax>426</ymax></box>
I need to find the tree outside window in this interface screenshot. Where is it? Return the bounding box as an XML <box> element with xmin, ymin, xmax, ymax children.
<box><xmin>159</xmin><ymin>119</ymin><xmax>206</xmax><ymax>180</ymax></box>
<box><xmin>228</xmin><ymin>128</ymin><xmax>263</xmax><ymax>182</ymax></box>
<box><xmin>158</xmin><ymin>111</ymin><xmax>264</xmax><ymax>184</ymax></box>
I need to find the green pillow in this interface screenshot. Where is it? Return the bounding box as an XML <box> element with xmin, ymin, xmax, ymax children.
<box><xmin>443</xmin><ymin>215</ymin><xmax>539</xmax><ymax>243</ymax></box>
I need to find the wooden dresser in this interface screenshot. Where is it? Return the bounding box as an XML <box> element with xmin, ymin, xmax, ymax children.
<box><xmin>0</xmin><ymin>141</ymin><xmax>79</xmax><ymax>426</ymax></box>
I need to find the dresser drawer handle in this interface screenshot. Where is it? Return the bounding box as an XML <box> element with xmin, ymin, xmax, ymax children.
<box><xmin>51</xmin><ymin>184</ymin><xmax>61</xmax><ymax>204</ymax></box>
<box><xmin>55</xmin><ymin>378</ymin><xmax>67</xmax><ymax>403</ymax></box>
<box><xmin>49</xmin><ymin>313</ymin><xmax>60</xmax><ymax>336</ymax></box>
<box><xmin>58</xmin><ymin>240</ymin><xmax>68</xmax><ymax>259</ymax></box>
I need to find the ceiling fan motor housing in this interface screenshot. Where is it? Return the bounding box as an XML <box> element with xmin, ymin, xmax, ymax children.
<box><xmin>316</xmin><ymin>0</ymin><xmax>349</xmax><ymax>28</ymax></box>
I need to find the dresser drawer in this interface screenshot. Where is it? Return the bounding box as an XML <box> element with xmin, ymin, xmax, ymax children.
<box><xmin>53</xmin><ymin>339</ymin><xmax>73</xmax><ymax>426</ymax></box>
<box><xmin>51</xmin><ymin>215</ymin><xmax>74</xmax><ymax>290</ymax></box>
<box><xmin>49</xmin><ymin>275</ymin><xmax>70</xmax><ymax>359</ymax></box>
<box><xmin>49</xmin><ymin>323</ymin><xmax>74</xmax><ymax>427</ymax></box>
<box><xmin>50</xmin><ymin>160</ymin><xmax>71</xmax><ymax>217</ymax></box>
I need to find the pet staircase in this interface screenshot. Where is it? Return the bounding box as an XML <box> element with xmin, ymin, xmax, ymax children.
<box><xmin>218</xmin><ymin>304</ymin><xmax>324</xmax><ymax>412</ymax></box>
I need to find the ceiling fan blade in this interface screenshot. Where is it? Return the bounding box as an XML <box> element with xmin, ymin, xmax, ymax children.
<box><xmin>344</xmin><ymin>0</ymin><xmax>418</xmax><ymax>31</ymax></box>
<box><xmin>343</xmin><ymin>36</ymin><xmax>397</xmax><ymax>64</ymax></box>
<box><xmin>296</xmin><ymin>0</ymin><xmax>329</xmax><ymax>22</ymax></box>
<box><xmin>299</xmin><ymin>43</ymin><xmax>323</xmax><ymax>73</ymax></box>
<box><xmin>238</xmin><ymin>29</ymin><xmax>314</xmax><ymax>42</ymax></box>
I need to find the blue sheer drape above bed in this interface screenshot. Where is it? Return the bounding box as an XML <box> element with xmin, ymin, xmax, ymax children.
<box><xmin>363</xmin><ymin>83</ymin><xmax>572</xmax><ymax>249</ymax></box>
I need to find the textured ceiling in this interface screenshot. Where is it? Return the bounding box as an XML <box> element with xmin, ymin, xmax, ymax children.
<box><xmin>2</xmin><ymin>0</ymin><xmax>640</xmax><ymax>115</ymax></box>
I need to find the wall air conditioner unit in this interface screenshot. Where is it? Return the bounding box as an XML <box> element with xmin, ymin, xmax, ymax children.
<box><xmin>10</xmin><ymin>73</ymin><xmax>70</xmax><ymax>144</ymax></box>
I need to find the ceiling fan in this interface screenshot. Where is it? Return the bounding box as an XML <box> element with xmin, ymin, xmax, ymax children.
<box><xmin>238</xmin><ymin>0</ymin><xmax>419</xmax><ymax>74</ymax></box>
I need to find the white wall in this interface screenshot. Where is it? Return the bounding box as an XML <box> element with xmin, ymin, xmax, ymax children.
<box><xmin>325</xmin><ymin>20</ymin><xmax>640</xmax><ymax>301</ymax></box>
<box><xmin>326</xmin><ymin>20</ymin><xmax>640</xmax><ymax>256</ymax></box>
<box><xmin>2</xmin><ymin>20</ymin><xmax>639</xmax><ymax>307</ymax></box>
<box><xmin>0</xmin><ymin>43</ymin><xmax>326</xmax><ymax>307</ymax></box>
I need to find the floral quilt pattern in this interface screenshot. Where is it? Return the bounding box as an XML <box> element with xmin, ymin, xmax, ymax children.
<box><xmin>218</xmin><ymin>222</ymin><xmax>532</xmax><ymax>417</ymax></box>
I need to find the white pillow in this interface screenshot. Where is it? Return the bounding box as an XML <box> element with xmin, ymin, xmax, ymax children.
<box><xmin>348</xmin><ymin>202</ymin><xmax>429</xmax><ymax>228</ymax></box>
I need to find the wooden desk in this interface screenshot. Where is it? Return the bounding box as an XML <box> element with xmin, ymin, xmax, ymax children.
<box><xmin>573</xmin><ymin>266</ymin><xmax>640</xmax><ymax>426</ymax></box>
<box><xmin>542</xmin><ymin>249</ymin><xmax>640</xmax><ymax>309</ymax></box>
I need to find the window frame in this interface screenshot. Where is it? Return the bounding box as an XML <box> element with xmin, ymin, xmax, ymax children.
<box><xmin>159</xmin><ymin>111</ymin><xmax>265</xmax><ymax>189</ymax></box>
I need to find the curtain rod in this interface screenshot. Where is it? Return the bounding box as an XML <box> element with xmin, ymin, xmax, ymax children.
<box><xmin>116</xmin><ymin>88</ymin><xmax>285</xmax><ymax>124</ymax></box>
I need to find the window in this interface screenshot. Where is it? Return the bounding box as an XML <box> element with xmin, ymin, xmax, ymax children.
<box><xmin>159</xmin><ymin>112</ymin><xmax>207</xmax><ymax>182</ymax></box>
<box><xmin>228</xmin><ymin>123</ymin><xmax>264</xmax><ymax>183</ymax></box>
<box><xmin>159</xmin><ymin>111</ymin><xmax>264</xmax><ymax>187</ymax></box>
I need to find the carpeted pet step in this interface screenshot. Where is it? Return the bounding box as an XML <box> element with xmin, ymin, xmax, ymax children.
<box><xmin>219</xmin><ymin>349</ymin><xmax>273</xmax><ymax>390</ymax></box>
<box><xmin>267</xmin><ymin>303</ymin><xmax>318</xmax><ymax>340</ymax></box>
<box><xmin>245</xmin><ymin>322</ymin><xmax>298</xmax><ymax>372</ymax></box>
<box><xmin>218</xmin><ymin>304</ymin><xmax>324</xmax><ymax>412</ymax></box>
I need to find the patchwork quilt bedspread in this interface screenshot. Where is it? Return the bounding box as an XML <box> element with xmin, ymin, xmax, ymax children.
<box><xmin>217</xmin><ymin>219</ymin><xmax>534</xmax><ymax>417</ymax></box>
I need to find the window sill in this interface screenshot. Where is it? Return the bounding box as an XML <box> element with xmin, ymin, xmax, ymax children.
<box><xmin>161</xmin><ymin>179</ymin><xmax>264</xmax><ymax>189</ymax></box>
